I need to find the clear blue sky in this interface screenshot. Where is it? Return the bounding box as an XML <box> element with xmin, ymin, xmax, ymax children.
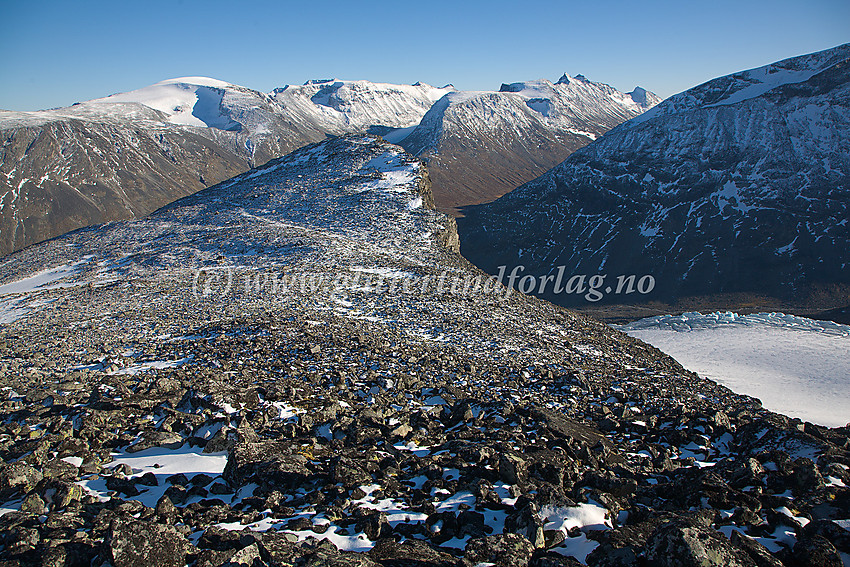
<box><xmin>1</xmin><ymin>0</ymin><xmax>848</xmax><ymax>111</ymax></box>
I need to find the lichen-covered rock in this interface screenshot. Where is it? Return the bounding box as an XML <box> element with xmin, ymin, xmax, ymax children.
<box><xmin>223</xmin><ymin>441</ymin><xmax>315</xmax><ymax>488</ymax></box>
<box><xmin>645</xmin><ymin>521</ymin><xmax>757</xmax><ymax>567</ymax></box>
<box><xmin>126</xmin><ymin>431</ymin><xmax>185</xmax><ymax>453</ymax></box>
<box><xmin>367</xmin><ymin>539</ymin><xmax>458</xmax><ymax>566</ymax></box>
<box><xmin>586</xmin><ymin>542</ymin><xmax>639</xmax><ymax>567</ymax></box>
<box><xmin>295</xmin><ymin>547</ymin><xmax>381</xmax><ymax>567</ymax></box>
<box><xmin>499</xmin><ymin>453</ymin><xmax>528</xmax><ymax>485</ymax></box>
<box><xmin>529</xmin><ymin>551</ymin><xmax>585</xmax><ymax>567</ymax></box>
<box><xmin>41</xmin><ymin>479</ymin><xmax>84</xmax><ymax>510</ymax></box>
<box><xmin>19</xmin><ymin>492</ymin><xmax>45</xmax><ymax>515</ymax></box>
<box><xmin>505</xmin><ymin>502</ymin><xmax>545</xmax><ymax>548</ymax></box>
<box><xmin>802</xmin><ymin>519</ymin><xmax>850</xmax><ymax>552</ymax></box>
<box><xmin>791</xmin><ymin>534</ymin><xmax>844</xmax><ymax>567</ymax></box>
<box><xmin>258</xmin><ymin>532</ymin><xmax>301</xmax><ymax>566</ymax></box>
<box><xmin>728</xmin><ymin>530</ymin><xmax>783</xmax><ymax>567</ymax></box>
<box><xmin>0</xmin><ymin>463</ymin><xmax>42</xmax><ymax>493</ymax></box>
<box><xmin>106</xmin><ymin>518</ymin><xmax>189</xmax><ymax>567</ymax></box>
<box><xmin>464</xmin><ymin>533</ymin><xmax>536</xmax><ymax>566</ymax></box>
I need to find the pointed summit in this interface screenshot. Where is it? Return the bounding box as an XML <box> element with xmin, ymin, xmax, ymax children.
<box><xmin>629</xmin><ymin>86</ymin><xmax>648</xmax><ymax>104</ymax></box>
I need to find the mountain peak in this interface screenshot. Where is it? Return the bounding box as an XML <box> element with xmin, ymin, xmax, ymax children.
<box><xmin>557</xmin><ymin>73</ymin><xmax>591</xmax><ymax>85</ymax></box>
<box><xmin>459</xmin><ymin>45</ymin><xmax>850</xmax><ymax>306</ymax></box>
<box><xmin>627</xmin><ymin>86</ymin><xmax>663</xmax><ymax>107</ymax></box>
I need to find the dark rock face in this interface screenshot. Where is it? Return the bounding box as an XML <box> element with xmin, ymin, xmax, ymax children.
<box><xmin>791</xmin><ymin>534</ymin><xmax>844</xmax><ymax>567</ymax></box>
<box><xmin>459</xmin><ymin>44</ymin><xmax>850</xmax><ymax>306</ymax></box>
<box><xmin>464</xmin><ymin>533</ymin><xmax>536</xmax><ymax>566</ymax></box>
<box><xmin>0</xmin><ymin>137</ymin><xmax>847</xmax><ymax>566</ymax></box>
<box><xmin>729</xmin><ymin>531</ymin><xmax>783</xmax><ymax>567</ymax></box>
<box><xmin>368</xmin><ymin>539</ymin><xmax>458</xmax><ymax>566</ymax></box>
<box><xmin>0</xmin><ymin>463</ymin><xmax>43</xmax><ymax>492</ymax></box>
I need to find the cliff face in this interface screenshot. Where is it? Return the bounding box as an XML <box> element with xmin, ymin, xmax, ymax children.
<box><xmin>415</xmin><ymin>164</ymin><xmax>460</xmax><ymax>254</ymax></box>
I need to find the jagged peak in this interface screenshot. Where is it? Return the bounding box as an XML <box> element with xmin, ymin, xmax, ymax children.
<box><xmin>303</xmin><ymin>78</ymin><xmax>338</xmax><ymax>85</ymax></box>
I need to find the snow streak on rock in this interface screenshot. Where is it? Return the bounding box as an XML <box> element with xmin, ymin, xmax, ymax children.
<box><xmin>401</xmin><ymin>74</ymin><xmax>660</xmax><ymax>212</ymax></box>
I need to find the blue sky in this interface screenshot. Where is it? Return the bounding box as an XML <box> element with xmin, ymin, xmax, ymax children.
<box><xmin>1</xmin><ymin>0</ymin><xmax>847</xmax><ymax>111</ymax></box>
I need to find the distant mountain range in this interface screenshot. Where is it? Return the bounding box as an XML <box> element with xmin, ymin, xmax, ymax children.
<box><xmin>0</xmin><ymin>77</ymin><xmax>452</xmax><ymax>256</ymax></box>
<box><xmin>399</xmin><ymin>74</ymin><xmax>659</xmax><ymax>214</ymax></box>
<box><xmin>459</xmin><ymin>44</ymin><xmax>850</xmax><ymax>307</ymax></box>
<box><xmin>0</xmin><ymin>74</ymin><xmax>654</xmax><ymax>256</ymax></box>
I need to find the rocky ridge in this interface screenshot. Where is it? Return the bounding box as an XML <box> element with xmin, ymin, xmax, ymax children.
<box><xmin>0</xmin><ymin>137</ymin><xmax>847</xmax><ymax>566</ymax></box>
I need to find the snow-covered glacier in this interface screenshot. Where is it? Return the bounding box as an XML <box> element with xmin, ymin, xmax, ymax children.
<box><xmin>621</xmin><ymin>312</ymin><xmax>850</xmax><ymax>428</ymax></box>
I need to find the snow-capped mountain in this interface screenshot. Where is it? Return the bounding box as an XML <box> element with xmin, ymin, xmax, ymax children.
<box><xmin>271</xmin><ymin>79</ymin><xmax>454</xmax><ymax>136</ymax></box>
<box><xmin>459</xmin><ymin>44</ymin><xmax>850</xmax><ymax>306</ymax></box>
<box><xmin>0</xmin><ymin>77</ymin><xmax>450</xmax><ymax>256</ymax></box>
<box><xmin>88</xmin><ymin>77</ymin><xmax>251</xmax><ymax>129</ymax></box>
<box><xmin>400</xmin><ymin>74</ymin><xmax>660</xmax><ymax>214</ymax></box>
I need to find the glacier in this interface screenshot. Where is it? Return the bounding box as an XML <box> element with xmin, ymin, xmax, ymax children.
<box><xmin>621</xmin><ymin>312</ymin><xmax>850</xmax><ymax>428</ymax></box>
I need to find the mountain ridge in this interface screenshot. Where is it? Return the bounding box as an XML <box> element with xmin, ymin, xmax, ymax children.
<box><xmin>458</xmin><ymin>43</ymin><xmax>850</xmax><ymax>307</ymax></box>
<box><xmin>0</xmin><ymin>72</ymin><xmax>656</xmax><ymax>257</ymax></box>
<box><xmin>400</xmin><ymin>74</ymin><xmax>660</xmax><ymax>214</ymax></box>
<box><xmin>0</xmin><ymin>77</ymin><xmax>454</xmax><ymax>257</ymax></box>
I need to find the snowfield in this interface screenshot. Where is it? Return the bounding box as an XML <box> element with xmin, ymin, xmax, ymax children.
<box><xmin>621</xmin><ymin>312</ymin><xmax>850</xmax><ymax>428</ymax></box>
